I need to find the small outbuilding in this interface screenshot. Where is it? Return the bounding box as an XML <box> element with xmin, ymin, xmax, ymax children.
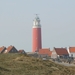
<box><xmin>18</xmin><ymin>50</ymin><xmax>26</xmax><ymax>54</ymax></box>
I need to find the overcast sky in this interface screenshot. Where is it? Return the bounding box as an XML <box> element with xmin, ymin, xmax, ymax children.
<box><xmin>0</xmin><ymin>0</ymin><xmax>75</xmax><ymax>52</ymax></box>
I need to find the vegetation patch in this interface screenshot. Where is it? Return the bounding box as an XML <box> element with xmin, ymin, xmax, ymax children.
<box><xmin>0</xmin><ymin>54</ymin><xmax>75</xmax><ymax>75</ymax></box>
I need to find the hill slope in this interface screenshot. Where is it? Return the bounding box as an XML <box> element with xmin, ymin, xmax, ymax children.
<box><xmin>0</xmin><ymin>54</ymin><xmax>75</xmax><ymax>75</ymax></box>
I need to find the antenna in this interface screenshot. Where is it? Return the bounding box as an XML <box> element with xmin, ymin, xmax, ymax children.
<box><xmin>34</xmin><ymin>14</ymin><xmax>39</xmax><ymax>17</ymax></box>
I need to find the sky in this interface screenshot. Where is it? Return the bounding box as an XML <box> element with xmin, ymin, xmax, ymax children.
<box><xmin>0</xmin><ymin>0</ymin><xmax>75</xmax><ymax>52</ymax></box>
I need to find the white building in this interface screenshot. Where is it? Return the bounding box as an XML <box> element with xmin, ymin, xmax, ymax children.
<box><xmin>68</xmin><ymin>47</ymin><xmax>75</xmax><ymax>58</ymax></box>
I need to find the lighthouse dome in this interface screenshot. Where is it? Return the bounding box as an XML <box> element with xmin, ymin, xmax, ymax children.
<box><xmin>33</xmin><ymin>15</ymin><xmax>41</xmax><ymax>26</ymax></box>
<box><xmin>34</xmin><ymin>16</ymin><xmax>40</xmax><ymax>22</ymax></box>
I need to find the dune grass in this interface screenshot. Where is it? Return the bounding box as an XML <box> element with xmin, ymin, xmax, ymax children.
<box><xmin>0</xmin><ymin>53</ymin><xmax>75</xmax><ymax>75</ymax></box>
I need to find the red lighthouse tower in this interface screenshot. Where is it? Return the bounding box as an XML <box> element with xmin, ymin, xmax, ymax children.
<box><xmin>32</xmin><ymin>15</ymin><xmax>42</xmax><ymax>52</ymax></box>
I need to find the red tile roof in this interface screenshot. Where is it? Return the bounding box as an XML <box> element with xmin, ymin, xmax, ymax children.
<box><xmin>6</xmin><ymin>45</ymin><xmax>14</xmax><ymax>52</ymax></box>
<box><xmin>18</xmin><ymin>50</ymin><xmax>25</xmax><ymax>53</ymax></box>
<box><xmin>69</xmin><ymin>47</ymin><xmax>75</xmax><ymax>53</ymax></box>
<box><xmin>39</xmin><ymin>48</ymin><xmax>52</xmax><ymax>56</ymax></box>
<box><xmin>0</xmin><ymin>46</ymin><xmax>6</xmax><ymax>53</ymax></box>
<box><xmin>54</xmin><ymin>48</ymin><xmax>68</xmax><ymax>55</ymax></box>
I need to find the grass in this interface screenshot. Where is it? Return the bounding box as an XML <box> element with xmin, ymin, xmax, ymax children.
<box><xmin>0</xmin><ymin>53</ymin><xmax>75</xmax><ymax>75</ymax></box>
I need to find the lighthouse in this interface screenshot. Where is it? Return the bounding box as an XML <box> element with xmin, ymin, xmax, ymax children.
<box><xmin>32</xmin><ymin>15</ymin><xmax>42</xmax><ymax>52</ymax></box>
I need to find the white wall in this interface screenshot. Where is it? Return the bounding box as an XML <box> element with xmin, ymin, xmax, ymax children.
<box><xmin>69</xmin><ymin>53</ymin><xmax>75</xmax><ymax>58</ymax></box>
<box><xmin>51</xmin><ymin>50</ymin><xmax>58</xmax><ymax>59</ymax></box>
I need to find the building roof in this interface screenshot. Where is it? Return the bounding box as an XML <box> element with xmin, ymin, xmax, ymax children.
<box><xmin>69</xmin><ymin>47</ymin><xmax>75</xmax><ymax>53</ymax></box>
<box><xmin>0</xmin><ymin>46</ymin><xmax>6</xmax><ymax>53</ymax></box>
<box><xmin>6</xmin><ymin>45</ymin><xmax>14</xmax><ymax>51</ymax></box>
<box><xmin>39</xmin><ymin>48</ymin><xmax>52</xmax><ymax>56</ymax></box>
<box><xmin>54</xmin><ymin>47</ymin><xmax>68</xmax><ymax>55</ymax></box>
<box><xmin>6</xmin><ymin>45</ymin><xmax>17</xmax><ymax>53</ymax></box>
<box><xmin>18</xmin><ymin>50</ymin><xmax>25</xmax><ymax>53</ymax></box>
